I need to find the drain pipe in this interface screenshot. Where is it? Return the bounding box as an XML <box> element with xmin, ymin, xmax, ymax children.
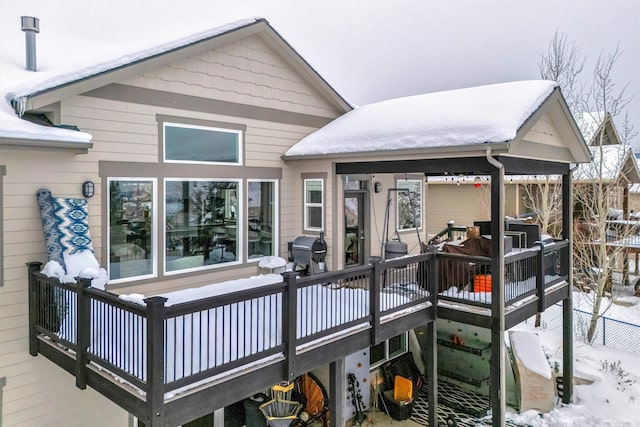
<box><xmin>485</xmin><ymin>147</ymin><xmax>506</xmax><ymax>427</ymax></box>
<box><xmin>21</xmin><ymin>16</ymin><xmax>40</xmax><ymax>71</ymax></box>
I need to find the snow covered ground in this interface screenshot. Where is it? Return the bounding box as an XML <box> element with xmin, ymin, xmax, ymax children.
<box><xmin>505</xmin><ymin>283</ymin><xmax>640</xmax><ymax>426</ymax></box>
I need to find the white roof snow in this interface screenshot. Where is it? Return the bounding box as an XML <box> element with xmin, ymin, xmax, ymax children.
<box><xmin>285</xmin><ymin>80</ymin><xmax>557</xmax><ymax>157</ymax></box>
<box><xmin>574</xmin><ymin>143</ymin><xmax>637</xmax><ymax>182</ymax></box>
<box><xmin>0</xmin><ymin>18</ymin><xmax>259</xmax><ymax>145</ymax></box>
<box><xmin>577</xmin><ymin>111</ymin><xmax>606</xmax><ymax>143</ymax></box>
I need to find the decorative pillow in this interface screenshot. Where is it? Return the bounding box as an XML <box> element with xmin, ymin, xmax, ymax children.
<box><xmin>36</xmin><ymin>189</ymin><xmax>66</xmax><ymax>268</ymax></box>
<box><xmin>52</xmin><ymin>197</ymin><xmax>94</xmax><ymax>254</ymax></box>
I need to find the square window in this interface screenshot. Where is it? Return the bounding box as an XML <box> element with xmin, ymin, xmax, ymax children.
<box><xmin>165</xmin><ymin>179</ymin><xmax>240</xmax><ymax>272</ymax></box>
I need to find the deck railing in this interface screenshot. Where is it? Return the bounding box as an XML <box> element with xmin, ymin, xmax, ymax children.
<box><xmin>27</xmin><ymin>253</ymin><xmax>435</xmax><ymax>410</ymax></box>
<box><xmin>437</xmin><ymin>239</ymin><xmax>570</xmax><ymax>308</ymax></box>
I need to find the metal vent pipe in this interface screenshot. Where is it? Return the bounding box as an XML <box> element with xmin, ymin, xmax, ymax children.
<box><xmin>21</xmin><ymin>16</ymin><xmax>40</xmax><ymax>71</ymax></box>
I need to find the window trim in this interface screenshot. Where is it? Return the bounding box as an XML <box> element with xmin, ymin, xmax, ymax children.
<box><xmin>246</xmin><ymin>179</ymin><xmax>279</xmax><ymax>263</ymax></box>
<box><xmin>303</xmin><ymin>178</ymin><xmax>324</xmax><ymax>232</ymax></box>
<box><xmin>369</xmin><ymin>332</ymin><xmax>408</xmax><ymax>369</ymax></box>
<box><xmin>107</xmin><ymin>177</ymin><xmax>158</xmax><ymax>284</ymax></box>
<box><xmin>395</xmin><ymin>178</ymin><xmax>423</xmax><ymax>231</ymax></box>
<box><xmin>162</xmin><ymin>121</ymin><xmax>243</xmax><ymax>166</ymax></box>
<box><xmin>163</xmin><ymin>178</ymin><xmax>243</xmax><ymax>275</ymax></box>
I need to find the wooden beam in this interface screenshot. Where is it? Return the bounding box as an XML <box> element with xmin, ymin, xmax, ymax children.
<box><xmin>489</xmin><ymin>162</ymin><xmax>506</xmax><ymax>427</ymax></box>
<box><xmin>330</xmin><ymin>358</ymin><xmax>347</xmax><ymax>427</ymax></box>
<box><xmin>562</xmin><ymin>172</ymin><xmax>574</xmax><ymax>404</ymax></box>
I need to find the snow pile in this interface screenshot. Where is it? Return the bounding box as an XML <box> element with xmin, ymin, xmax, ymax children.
<box><xmin>119</xmin><ymin>273</ymin><xmax>284</xmax><ymax>306</ymax></box>
<box><xmin>507</xmin><ymin>322</ymin><xmax>640</xmax><ymax>426</ymax></box>
<box><xmin>258</xmin><ymin>256</ymin><xmax>287</xmax><ymax>269</ymax></box>
<box><xmin>509</xmin><ymin>330</ymin><xmax>551</xmax><ymax>379</ymax></box>
<box><xmin>40</xmin><ymin>249</ymin><xmax>108</xmax><ymax>290</ymax></box>
<box><xmin>285</xmin><ymin>80</ymin><xmax>557</xmax><ymax>157</ymax></box>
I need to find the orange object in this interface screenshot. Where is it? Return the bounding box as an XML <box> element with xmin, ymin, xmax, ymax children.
<box><xmin>393</xmin><ymin>375</ymin><xmax>413</xmax><ymax>402</ymax></box>
<box><xmin>474</xmin><ymin>274</ymin><xmax>492</xmax><ymax>292</ymax></box>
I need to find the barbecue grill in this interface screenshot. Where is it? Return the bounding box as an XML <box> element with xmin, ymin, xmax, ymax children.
<box><xmin>290</xmin><ymin>231</ymin><xmax>327</xmax><ymax>275</ymax></box>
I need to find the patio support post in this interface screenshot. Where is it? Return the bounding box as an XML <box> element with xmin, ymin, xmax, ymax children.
<box><xmin>369</xmin><ymin>256</ymin><xmax>382</xmax><ymax>345</ymax></box>
<box><xmin>282</xmin><ymin>272</ymin><xmax>298</xmax><ymax>379</ymax></box>
<box><xmin>427</xmin><ymin>245</ymin><xmax>438</xmax><ymax>427</ymax></box>
<box><xmin>145</xmin><ymin>296</ymin><xmax>167</xmax><ymax>427</ymax></box>
<box><xmin>26</xmin><ymin>261</ymin><xmax>43</xmax><ymax>356</ymax></box>
<box><xmin>536</xmin><ymin>242</ymin><xmax>546</xmax><ymax>313</ymax></box>
<box><xmin>329</xmin><ymin>358</ymin><xmax>347</xmax><ymax>427</ymax></box>
<box><xmin>561</xmin><ymin>172</ymin><xmax>574</xmax><ymax>403</ymax></box>
<box><xmin>75</xmin><ymin>278</ymin><xmax>92</xmax><ymax>390</ymax></box>
<box><xmin>489</xmin><ymin>157</ymin><xmax>505</xmax><ymax>427</ymax></box>
<box><xmin>623</xmin><ymin>185</ymin><xmax>630</xmax><ymax>286</ymax></box>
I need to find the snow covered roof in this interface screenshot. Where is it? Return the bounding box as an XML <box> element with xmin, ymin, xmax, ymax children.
<box><xmin>576</xmin><ymin>112</ymin><xmax>622</xmax><ymax>146</ymax></box>
<box><xmin>285</xmin><ymin>80</ymin><xmax>568</xmax><ymax>158</ymax></box>
<box><xmin>0</xmin><ymin>16</ymin><xmax>350</xmax><ymax>148</ymax></box>
<box><xmin>574</xmin><ymin>144</ymin><xmax>640</xmax><ymax>183</ymax></box>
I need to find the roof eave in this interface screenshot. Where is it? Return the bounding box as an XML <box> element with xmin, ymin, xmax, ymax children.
<box><xmin>15</xmin><ymin>19</ymin><xmax>351</xmax><ymax>115</ymax></box>
<box><xmin>0</xmin><ymin>137</ymin><xmax>92</xmax><ymax>153</ymax></box>
<box><xmin>282</xmin><ymin>141</ymin><xmax>511</xmax><ymax>161</ymax></box>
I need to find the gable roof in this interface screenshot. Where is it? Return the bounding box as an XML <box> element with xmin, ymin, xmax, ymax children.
<box><xmin>577</xmin><ymin>111</ymin><xmax>622</xmax><ymax>146</ymax></box>
<box><xmin>573</xmin><ymin>143</ymin><xmax>640</xmax><ymax>184</ymax></box>
<box><xmin>284</xmin><ymin>80</ymin><xmax>591</xmax><ymax>164</ymax></box>
<box><xmin>0</xmin><ymin>18</ymin><xmax>351</xmax><ymax>150</ymax></box>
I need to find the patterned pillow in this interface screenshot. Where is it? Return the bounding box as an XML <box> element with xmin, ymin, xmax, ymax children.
<box><xmin>36</xmin><ymin>189</ymin><xmax>66</xmax><ymax>268</ymax></box>
<box><xmin>52</xmin><ymin>197</ymin><xmax>94</xmax><ymax>254</ymax></box>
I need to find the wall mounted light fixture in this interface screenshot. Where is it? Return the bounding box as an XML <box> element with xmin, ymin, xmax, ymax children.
<box><xmin>374</xmin><ymin>182</ymin><xmax>382</xmax><ymax>193</ymax></box>
<box><xmin>82</xmin><ymin>181</ymin><xmax>95</xmax><ymax>198</ymax></box>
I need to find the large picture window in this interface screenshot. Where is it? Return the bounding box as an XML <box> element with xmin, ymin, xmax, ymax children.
<box><xmin>108</xmin><ymin>179</ymin><xmax>156</xmax><ymax>282</ymax></box>
<box><xmin>396</xmin><ymin>179</ymin><xmax>423</xmax><ymax>230</ymax></box>
<box><xmin>164</xmin><ymin>123</ymin><xmax>242</xmax><ymax>165</ymax></box>
<box><xmin>248</xmin><ymin>180</ymin><xmax>277</xmax><ymax>259</ymax></box>
<box><xmin>165</xmin><ymin>179</ymin><xmax>240</xmax><ymax>273</ymax></box>
<box><xmin>304</xmin><ymin>179</ymin><xmax>324</xmax><ymax>231</ymax></box>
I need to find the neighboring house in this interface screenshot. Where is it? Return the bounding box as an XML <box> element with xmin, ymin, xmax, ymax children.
<box><xmin>0</xmin><ymin>14</ymin><xmax>591</xmax><ymax>427</ymax></box>
<box><xmin>573</xmin><ymin>112</ymin><xmax>640</xmax><ymax>217</ymax></box>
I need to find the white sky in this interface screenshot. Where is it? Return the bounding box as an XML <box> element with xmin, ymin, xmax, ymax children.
<box><xmin>1</xmin><ymin>0</ymin><xmax>638</xmax><ymax>144</ymax></box>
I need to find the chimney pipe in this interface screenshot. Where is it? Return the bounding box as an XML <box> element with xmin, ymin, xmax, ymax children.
<box><xmin>21</xmin><ymin>16</ymin><xmax>40</xmax><ymax>71</ymax></box>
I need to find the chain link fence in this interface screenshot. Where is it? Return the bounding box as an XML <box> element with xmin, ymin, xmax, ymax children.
<box><xmin>534</xmin><ymin>303</ymin><xmax>640</xmax><ymax>356</ymax></box>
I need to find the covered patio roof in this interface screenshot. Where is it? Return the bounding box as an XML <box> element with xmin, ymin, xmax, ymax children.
<box><xmin>284</xmin><ymin>80</ymin><xmax>591</xmax><ymax>169</ymax></box>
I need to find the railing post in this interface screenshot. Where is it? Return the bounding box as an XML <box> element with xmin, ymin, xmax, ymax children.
<box><xmin>536</xmin><ymin>242</ymin><xmax>546</xmax><ymax>313</ymax></box>
<box><xmin>145</xmin><ymin>296</ymin><xmax>167</xmax><ymax>427</ymax></box>
<box><xmin>427</xmin><ymin>246</ymin><xmax>438</xmax><ymax>427</ymax></box>
<box><xmin>75</xmin><ymin>278</ymin><xmax>92</xmax><ymax>390</ymax></box>
<box><xmin>369</xmin><ymin>256</ymin><xmax>382</xmax><ymax>345</ymax></box>
<box><xmin>446</xmin><ymin>220</ymin><xmax>455</xmax><ymax>240</ymax></box>
<box><xmin>282</xmin><ymin>272</ymin><xmax>298</xmax><ymax>380</ymax></box>
<box><xmin>26</xmin><ymin>262</ymin><xmax>43</xmax><ymax>356</ymax></box>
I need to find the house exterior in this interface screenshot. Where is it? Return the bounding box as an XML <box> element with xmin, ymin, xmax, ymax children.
<box><xmin>1</xmin><ymin>14</ymin><xmax>592</xmax><ymax>427</ymax></box>
<box><xmin>0</xmin><ymin>17</ymin><xmax>353</xmax><ymax>426</ymax></box>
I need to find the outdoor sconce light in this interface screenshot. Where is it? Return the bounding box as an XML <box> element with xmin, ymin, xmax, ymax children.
<box><xmin>82</xmin><ymin>181</ymin><xmax>95</xmax><ymax>198</ymax></box>
<box><xmin>374</xmin><ymin>182</ymin><xmax>382</xmax><ymax>193</ymax></box>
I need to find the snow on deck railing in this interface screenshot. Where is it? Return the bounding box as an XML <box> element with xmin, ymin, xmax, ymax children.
<box><xmin>437</xmin><ymin>239</ymin><xmax>569</xmax><ymax>308</ymax></box>
<box><xmin>27</xmin><ymin>253</ymin><xmax>436</xmax><ymax>400</ymax></box>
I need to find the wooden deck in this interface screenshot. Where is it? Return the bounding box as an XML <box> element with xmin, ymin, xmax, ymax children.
<box><xmin>27</xmin><ymin>240</ymin><xmax>570</xmax><ymax>426</ymax></box>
